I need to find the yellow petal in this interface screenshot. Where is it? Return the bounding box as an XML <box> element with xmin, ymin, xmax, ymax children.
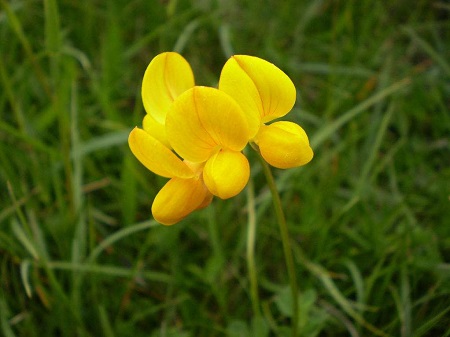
<box><xmin>219</xmin><ymin>55</ymin><xmax>296</xmax><ymax>127</ymax></box>
<box><xmin>203</xmin><ymin>150</ymin><xmax>250</xmax><ymax>199</ymax></box>
<box><xmin>142</xmin><ymin>114</ymin><xmax>171</xmax><ymax>148</ymax></box>
<box><xmin>166</xmin><ymin>86</ymin><xmax>250</xmax><ymax>162</ymax></box>
<box><xmin>255</xmin><ymin>121</ymin><xmax>313</xmax><ymax>169</ymax></box>
<box><xmin>152</xmin><ymin>177</ymin><xmax>212</xmax><ymax>225</ymax></box>
<box><xmin>218</xmin><ymin>58</ymin><xmax>262</xmax><ymax>138</ymax></box>
<box><xmin>128</xmin><ymin>127</ymin><xmax>194</xmax><ymax>178</ymax></box>
<box><xmin>142</xmin><ymin>52</ymin><xmax>195</xmax><ymax>124</ymax></box>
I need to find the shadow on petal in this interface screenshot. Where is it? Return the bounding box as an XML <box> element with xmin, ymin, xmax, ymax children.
<box><xmin>143</xmin><ymin>114</ymin><xmax>171</xmax><ymax>148</ymax></box>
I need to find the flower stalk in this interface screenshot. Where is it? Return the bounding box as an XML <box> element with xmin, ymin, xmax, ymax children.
<box><xmin>246</xmin><ymin>177</ymin><xmax>260</xmax><ymax>317</ymax></box>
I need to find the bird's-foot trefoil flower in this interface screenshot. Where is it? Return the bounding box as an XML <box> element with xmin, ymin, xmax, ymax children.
<box><xmin>129</xmin><ymin>86</ymin><xmax>251</xmax><ymax>224</ymax></box>
<box><xmin>218</xmin><ymin>56</ymin><xmax>314</xmax><ymax>335</ymax></box>
<box><xmin>129</xmin><ymin>52</ymin><xmax>314</xmax><ymax>225</ymax></box>
<box><xmin>130</xmin><ymin>52</ymin><xmax>210</xmax><ymax>225</ymax></box>
<box><xmin>129</xmin><ymin>127</ymin><xmax>213</xmax><ymax>225</ymax></box>
<box><xmin>219</xmin><ymin>55</ymin><xmax>314</xmax><ymax>169</ymax></box>
<box><xmin>129</xmin><ymin>52</ymin><xmax>253</xmax><ymax>224</ymax></box>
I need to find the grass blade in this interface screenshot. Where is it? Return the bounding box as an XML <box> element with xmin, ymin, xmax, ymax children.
<box><xmin>311</xmin><ymin>78</ymin><xmax>410</xmax><ymax>149</ymax></box>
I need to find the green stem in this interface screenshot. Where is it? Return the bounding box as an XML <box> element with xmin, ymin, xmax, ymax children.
<box><xmin>257</xmin><ymin>152</ymin><xmax>299</xmax><ymax>337</ymax></box>
<box><xmin>246</xmin><ymin>178</ymin><xmax>260</xmax><ymax>316</ymax></box>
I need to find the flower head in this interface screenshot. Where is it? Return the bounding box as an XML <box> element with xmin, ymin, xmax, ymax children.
<box><xmin>129</xmin><ymin>52</ymin><xmax>313</xmax><ymax>225</ymax></box>
<box><xmin>219</xmin><ymin>55</ymin><xmax>313</xmax><ymax>169</ymax></box>
<box><xmin>129</xmin><ymin>53</ymin><xmax>252</xmax><ymax>224</ymax></box>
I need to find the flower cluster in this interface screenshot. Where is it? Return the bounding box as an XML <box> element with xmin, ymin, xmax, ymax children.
<box><xmin>129</xmin><ymin>52</ymin><xmax>313</xmax><ymax>225</ymax></box>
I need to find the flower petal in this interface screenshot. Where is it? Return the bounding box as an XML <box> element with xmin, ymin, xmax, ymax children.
<box><xmin>142</xmin><ymin>52</ymin><xmax>195</xmax><ymax>124</ymax></box>
<box><xmin>219</xmin><ymin>55</ymin><xmax>296</xmax><ymax>127</ymax></box>
<box><xmin>128</xmin><ymin>127</ymin><xmax>194</xmax><ymax>178</ymax></box>
<box><xmin>143</xmin><ymin>114</ymin><xmax>171</xmax><ymax>148</ymax></box>
<box><xmin>166</xmin><ymin>86</ymin><xmax>250</xmax><ymax>162</ymax></box>
<box><xmin>203</xmin><ymin>150</ymin><xmax>250</xmax><ymax>199</ymax></box>
<box><xmin>255</xmin><ymin>121</ymin><xmax>313</xmax><ymax>169</ymax></box>
<box><xmin>219</xmin><ymin>58</ymin><xmax>262</xmax><ymax>138</ymax></box>
<box><xmin>152</xmin><ymin>177</ymin><xmax>212</xmax><ymax>225</ymax></box>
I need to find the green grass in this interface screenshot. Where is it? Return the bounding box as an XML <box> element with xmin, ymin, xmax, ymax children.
<box><xmin>1</xmin><ymin>0</ymin><xmax>449</xmax><ymax>336</ymax></box>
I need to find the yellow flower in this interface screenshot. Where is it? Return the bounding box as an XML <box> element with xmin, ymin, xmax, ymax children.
<box><xmin>129</xmin><ymin>52</ymin><xmax>252</xmax><ymax>224</ymax></box>
<box><xmin>219</xmin><ymin>55</ymin><xmax>314</xmax><ymax>169</ymax></box>
<box><xmin>129</xmin><ymin>87</ymin><xmax>251</xmax><ymax>224</ymax></box>
<box><xmin>130</xmin><ymin>52</ymin><xmax>313</xmax><ymax>225</ymax></box>
<box><xmin>130</xmin><ymin>52</ymin><xmax>208</xmax><ymax>225</ymax></box>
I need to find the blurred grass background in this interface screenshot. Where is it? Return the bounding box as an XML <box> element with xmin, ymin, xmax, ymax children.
<box><xmin>1</xmin><ymin>0</ymin><xmax>449</xmax><ymax>336</ymax></box>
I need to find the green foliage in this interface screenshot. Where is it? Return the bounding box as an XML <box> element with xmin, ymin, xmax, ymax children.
<box><xmin>1</xmin><ymin>0</ymin><xmax>449</xmax><ymax>336</ymax></box>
